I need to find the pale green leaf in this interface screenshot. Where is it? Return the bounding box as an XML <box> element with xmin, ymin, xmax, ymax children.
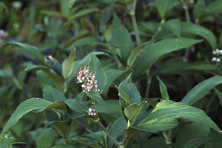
<box><xmin>62</xmin><ymin>49</ymin><xmax>76</xmax><ymax>79</ymax></box>
<box><xmin>69</xmin><ymin>0</ymin><xmax>77</xmax><ymax>7</ymax></box>
<box><xmin>163</xmin><ymin>19</ymin><xmax>181</xmax><ymax>37</ymax></box>
<box><xmin>133</xmin><ymin>100</ymin><xmax>221</xmax><ymax>133</ymax></box>
<box><xmin>181</xmin><ymin>76</ymin><xmax>222</xmax><ymax>105</ymax></box>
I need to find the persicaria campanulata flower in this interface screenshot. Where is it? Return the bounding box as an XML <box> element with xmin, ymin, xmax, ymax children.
<box><xmin>77</xmin><ymin>66</ymin><xmax>100</xmax><ymax>93</ymax></box>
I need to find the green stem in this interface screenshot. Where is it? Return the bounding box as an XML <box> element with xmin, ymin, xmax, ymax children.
<box><xmin>162</xmin><ymin>130</ymin><xmax>172</xmax><ymax>148</ymax></box>
<box><xmin>91</xmin><ymin>99</ymin><xmax>120</xmax><ymax>147</ymax></box>
<box><xmin>97</xmin><ymin>121</ymin><xmax>120</xmax><ymax>147</ymax></box>
<box><xmin>151</xmin><ymin>19</ymin><xmax>165</xmax><ymax>42</ymax></box>
<box><xmin>131</xmin><ymin>0</ymin><xmax>141</xmax><ymax>46</ymax></box>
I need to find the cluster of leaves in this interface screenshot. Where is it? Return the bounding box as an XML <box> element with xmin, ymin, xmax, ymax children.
<box><xmin>1</xmin><ymin>0</ymin><xmax>222</xmax><ymax>147</ymax></box>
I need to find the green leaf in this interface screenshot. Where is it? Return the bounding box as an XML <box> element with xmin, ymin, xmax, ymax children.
<box><xmin>45</xmin><ymin>101</ymin><xmax>67</xmax><ymax>111</ymax></box>
<box><xmin>150</xmin><ymin>0</ymin><xmax>178</xmax><ymax>19</ymax></box>
<box><xmin>111</xmin><ymin>13</ymin><xmax>134</xmax><ymax>64</ymax></box>
<box><xmin>206</xmin><ymin>130</ymin><xmax>222</xmax><ymax>147</ymax></box>
<box><xmin>157</xmin><ymin>76</ymin><xmax>169</xmax><ymax>100</ymax></box>
<box><xmin>175</xmin><ymin>123</ymin><xmax>210</xmax><ymax>148</ymax></box>
<box><xmin>50</xmin><ymin>121</ymin><xmax>71</xmax><ymax>138</ymax></box>
<box><xmin>26</xmin><ymin>64</ymin><xmax>64</xmax><ymax>92</ymax></box>
<box><xmin>132</xmin><ymin>38</ymin><xmax>202</xmax><ymax>80</ymax></box>
<box><xmin>66</xmin><ymin>100</ymin><xmax>88</xmax><ymax>118</ymax></box>
<box><xmin>133</xmin><ymin>100</ymin><xmax>221</xmax><ymax>133</ymax></box>
<box><xmin>142</xmin><ymin>98</ymin><xmax>159</xmax><ymax>107</ymax></box>
<box><xmin>214</xmin><ymin>88</ymin><xmax>222</xmax><ymax>106</ymax></box>
<box><xmin>193</xmin><ymin>0</ymin><xmax>206</xmax><ymax>22</ymax></box>
<box><xmin>118</xmin><ymin>74</ymin><xmax>141</xmax><ymax>105</ymax></box>
<box><xmin>89</xmin><ymin>54</ymin><xmax>107</xmax><ymax>91</ymax></box>
<box><xmin>0</xmin><ymin>42</ymin><xmax>44</xmax><ymax>62</ymax></box>
<box><xmin>41</xmin><ymin>11</ymin><xmax>68</xmax><ymax>20</ymax></box>
<box><xmin>163</xmin><ymin>19</ymin><xmax>181</xmax><ymax>37</ymax></box>
<box><xmin>124</xmin><ymin>102</ymin><xmax>146</xmax><ymax>123</ymax></box>
<box><xmin>52</xmin><ymin>144</ymin><xmax>74</xmax><ymax>148</ymax></box>
<box><xmin>102</xmin><ymin>69</ymin><xmax>126</xmax><ymax>98</ymax></box>
<box><xmin>183</xmin><ymin>138</ymin><xmax>210</xmax><ymax>148</ymax></box>
<box><xmin>43</xmin><ymin>84</ymin><xmax>67</xmax><ymax>102</ymax></box>
<box><xmin>181</xmin><ymin>76</ymin><xmax>222</xmax><ymax>105</ymax></box>
<box><xmin>69</xmin><ymin>0</ymin><xmax>77</xmax><ymax>7</ymax></box>
<box><xmin>60</xmin><ymin>0</ymin><xmax>69</xmax><ymax>16</ymax></box>
<box><xmin>87</xmin><ymin>91</ymin><xmax>106</xmax><ymax>108</ymax></box>
<box><xmin>62</xmin><ymin>49</ymin><xmax>76</xmax><ymax>79</ymax></box>
<box><xmin>68</xmin><ymin>8</ymin><xmax>99</xmax><ymax>21</ymax></box>
<box><xmin>45</xmin><ymin>56</ymin><xmax>63</xmax><ymax>77</ymax></box>
<box><xmin>1</xmin><ymin>98</ymin><xmax>51</xmax><ymax>135</ymax></box>
<box><xmin>35</xmin><ymin>128</ymin><xmax>58</xmax><ymax>148</ymax></box>
<box><xmin>70</xmin><ymin>136</ymin><xmax>102</xmax><ymax>148</ymax></box>
<box><xmin>108</xmin><ymin>117</ymin><xmax>127</xmax><ymax>148</ymax></box>
<box><xmin>95</xmin><ymin>100</ymin><xmax>121</xmax><ymax>118</ymax></box>
<box><xmin>181</xmin><ymin>22</ymin><xmax>216</xmax><ymax>49</ymax></box>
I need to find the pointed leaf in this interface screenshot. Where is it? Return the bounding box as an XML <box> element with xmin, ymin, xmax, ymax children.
<box><xmin>157</xmin><ymin>76</ymin><xmax>169</xmax><ymax>100</ymax></box>
<box><xmin>43</xmin><ymin>84</ymin><xmax>67</xmax><ymax>102</ymax></box>
<box><xmin>181</xmin><ymin>22</ymin><xmax>216</xmax><ymax>49</ymax></box>
<box><xmin>1</xmin><ymin>98</ymin><xmax>51</xmax><ymax>135</ymax></box>
<box><xmin>163</xmin><ymin>19</ymin><xmax>181</xmax><ymax>37</ymax></box>
<box><xmin>0</xmin><ymin>42</ymin><xmax>44</xmax><ymax>62</ymax></box>
<box><xmin>62</xmin><ymin>49</ymin><xmax>76</xmax><ymax>79</ymax></box>
<box><xmin>181</xmin><ymin>76</ymin><xmax>222</xmax><ymax>105</ymax></box>
<box><xmin>214</xmin><ymin>88</ymin><xmax>222</xmax><ymax>106</ymax></box>
<box><xmin>183</xmin><ymin>138</ymin><xmax>210</xmax><ymax>148</ymax></box>
<box><xmin>87</xmin><ymin>91</ymin><xmax>106</xmax><ymax>108</ymax></box>
<box><xmin>89</xmin><ymin>54</ymin><xmax>107</xmax><ymax>91</ymax></box>
<box><xmin>26</xmin><ymin>64</ymin><xmax>64</xmax><ymax>92</ymax></box>
<box><xmin>45</xmin><ymin>56</ymin><xmax>62</xmax><ymax>77</ymax></box>
<box><xmin>65</xmin><ymin>100</ymin><xmax>88</xmax><ymax>118</ymax></box>
<box><xmin>132</xmin><ymin>38</ymin><xmax>202</xmax><ymax>80</ymax></box>
<box><xmin>50</xmin><ymin>121</ymin><xmax>71</xmax><ymax>138</ymax></box>
<box><xmin>111</xmin><ymin>13</ymin><xmax>134</xmax><ymax>64</ymax></box>
<box><xmin>133</xmin><ymin>100</ymin><xmax>221</xmax><ymax>133</ymax></box>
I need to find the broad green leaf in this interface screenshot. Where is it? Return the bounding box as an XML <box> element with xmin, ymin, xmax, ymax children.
<box><xmin>163</xmin><ymin>19</ymin><xmax>181</xmax><ymax>37</ymax></box>
<box><xmin>157</xmin><ymin>76</ymin><xmax>169</xmax><ymax>100</ymax></box>
<box><xmin>132</xmin><ymin>38</ymin><xmax>202</xmax><ymax>80</ymax></box>
<box><xmin>193</xmin><ymin>0</ymin><xmax>206</xmax><ymax>22</ymax></box>
<box><xmin>206</xmin><ymin>130</ymin><xmax>222</xmax><ymax>147</ymax></box>
<box><xmin>1</xmin><ymin>98</ymin><xmax>51</xmax><ymax>135</ymax></box>
<box><xmin>183</xmin><ymin>138</ymin><xmax>210</xmax><ymax>148</ymax></box>
<box><xmin>50</xmin><ymin>121</ymin><xmax>71</xmax><ymax>138</ymax></box>
<box><xmin>45</xmin><ymin>101</ymin><xmax>67</xmax><ymax>111</ymax></box>
<box><xmin>69</xmin><ymin>0</ymin><xmax>77</xmax><ymax>7</ymax></box>
<box><xmin>62</xmin><ymin>49</ymin><xmax>76</xmax><ymax>79</ymax></box>
<box><xmin>100</xmin><ymin>6</ymin><xmax>112</xmax><ymax>26</ymax></box>
<box><xmin>123</xmin><ymin>128</ymin><xmax>138</xmax><ymax>147</ymax></box>
<box><xmin>0</xmin><ymin>42</ymin><xmax>44</xmax><ymax>62</ymax></box>
<box><xmin>87</xmin><ymin>91</ymin><xmax>106</xmax><ymax>108</ymax></box>
<box><xmin>124</xmin><ymin>102</ymin><xmax>146</xmax><ymax>123</ymax></box>
<box><xmin>181</xmin><ymin>76</ymin><xmax>222</xmax><ymax>105</ymax></box>
<box><xmin>35</xmin><ymin>128</ymin><xmax>58</xmax><ymax>148</ymax></box>
<box><xmin>71</xmin><ymin>37</ymin><xmax>100</xmax><ymax>47</ymax></box>
<box><xmin>111</xmin><ymin>13</ymin><xmax>134</xmax><ymax>64</ymax></box>
<box><xmin>25</xmin><ymin>64</ymin><xmax>64</xmax><ymax>92</ymax></box>
<box><xmin>45</xmin><ymin>56</ymin><xmax>63</xmax><ymax>77</ymax></box>
<box><xmin>102</xmin><ymin>69</ymin><xmax>126</xmax><ymax>98</ymax></box>
<box><xmin>175</xmin><ymin>123</ymin><xmax>210</xmax><ymax>148</ymax></box>
<box><xmin>133</xmin><ymin>100</ymin><xmax>221</xmax><ymax>133</ymax></box>
<box><xmin>66</xmin><ymin>100</ymin><xmax>88</xmax><ymax>118</ymax></box>
<box><xmin>214</xmin><ymin>88</ymin><xmax>222</xmax><ymax>106</ymax></box>
<box><xmin>108</xmin><ymin>117</ymin><xmax>127</xmax><ymax>148</ymax></box>
<box><xmin>118</xmin><ymin>74</ymin><xmax>141</xmax><ymax>105</ymax></box>
<box><xmin>142</xmin><ymin>98</ymin><xmax>159</xmax><ymax>107</ymax></box>
<box><xmin>68</xmin><ymin>8</ymin><xmax>99</xmax><ymax>21</ymax></box>
<box><xmin>95</xmin><ymin>100</ymin><xmax>121</xmax><ymax>118</ymax></box>
<box><xmin>43</xmin><ymin>84</ymin><xmax>67</xmax><ymax>102</ymax></box>
<box><xmin>89</xmin><ymin>54</ymin><xmax>107</xmax><ymax>91</ymax></box>
<box><xmin>83</xmin><ymin>131</ymin><xmax>107</xmax><ymax>148</ymax></box>
<box><xmin>181</xmin><ymin>22</ymin><xmax>216</xmax><ymax>49</ymax></box>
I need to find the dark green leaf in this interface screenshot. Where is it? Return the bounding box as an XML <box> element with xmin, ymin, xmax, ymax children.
<box><xmin>0</xmin><ymin>42</ymin><xmax>44</xmax><ymax>62</ymax></box>
<box><xmin>43</xmin><ymin>84</ymin><xmax>67</xmax><ymax>102</ymax></box>
<box><xmin>87</xmin><ymin>91</ymin><xmax>106</xmax><ymax>108</ymax></box>
<box><xmin>62</xmin><ymin>49</ymin><xmax>76</xmax><ymax>79</ymax></box>
<box><xmin>163</xmin><ymin>19</ymin><xmax>181</xmax><ymax>37</ymax></box>
<box><xmin>66</xmin><ymin>100</ymin><xmax>88</xmax><ymax>118</ymax></box>
<box><xmin>183</xmin><ymin>138</ymin><xmax>210</xmax><ymax>148</ymax></box>
<box><xmin>45</xmin><ymin>56</ymin><xmax>63</xmax><ymax>77</ymax></box>
<box><xmin>214</xmin><ymin>88</ymin><xmax>222</xmax><ymax>106</ymax></box>
<box><xmin>181</xmin><ymin>76</ymin><xmax>222</xmax><ymax>105</ymax></box>
<box><xmin>111</xmin><ymin>13</ymin><xmax>134</xmax><ymax>64</ymax></box>
<box><xmin>157</xmin><ymin>76</ymin><xmax>169</xmax><ymax>100</ymax></box>
<box><xmin>132</xmin><ymin>38</ymin><xmax>202</xmax><ymax>80</ymax></box>
<box><xmin>50</xmin><ymin>121</ymin><xmax>71</xmax><ymax>138</ymax></box>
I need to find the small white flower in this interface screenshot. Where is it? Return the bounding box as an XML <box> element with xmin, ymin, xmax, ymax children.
<box><xmin>217</xmin><ymin>58</ymin><xmax>220</xmax><ymax>62</ymax></box>
<box><xmin>212</xmin><ymin>57</ymin><xmax>217</xmax><ymax>61</ymax></box>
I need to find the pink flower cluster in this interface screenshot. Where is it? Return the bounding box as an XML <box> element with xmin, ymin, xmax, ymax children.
<box><xmin>89</xmin><ymin>108</ymin><xmax>96</xmax><ymax>116</ymax></box>
<box><xmin>77</xmin><ymin>66</ymin><xmax>100</xmax><ymax>93</ymax></box>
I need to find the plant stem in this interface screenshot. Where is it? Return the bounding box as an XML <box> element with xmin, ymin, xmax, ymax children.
<box><xmin>131</xmin><ymin>0</ymin><xmax>141</xmax><ymax>47</ymax></box>
<box><xmin>162</xmin><ymin>130</ymin><xmax>172</xmax><ymax>148</ymax></box>
<box><xmin>97</xmin><ymin>121</ymin><xmax>120</xmax><ymax>147</ymax></box>
<box><xmin>91</xmin><ymin>99</ymin><xmax>120</xmax><ymax>147</ymax></box>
